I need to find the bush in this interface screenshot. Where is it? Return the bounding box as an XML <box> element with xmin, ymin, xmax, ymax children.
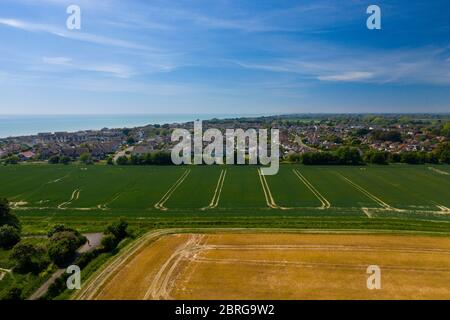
<box><xmin>336</xmin><ymin>147</ymin><xmax>363</xmax><ymax>165</ymax></box>
<box><xmin>400</xmin><ymin>152</ymin><xmax>422</xmax><ymax>164</ymax></box>
<box><xmin>0</xmin><ymin>225</ymin><xmax>21</xmax><ymax>249</ymax></box>
<box><xmin>286</xmin><ymin>153</ymin><xmax>301</xmax><ymax>163</ymax></box>
<box><xmin>105</xmin><ymin>219</ymin><xmax>128</xmax><ymax>240</ymax></box>
<box><xmin>48</xmin><ymin>155</ymin><xmax>60</xmax><ymax>164</ymax></box>
<box><xmin>60</xmin><ymin>156</ymin><xmax>71</xmax><ymax>165</ymax></box>
<box><xmin>3</xmin><ymin>286</ymin><xmax>23</xmax><ymax>300</ymax></box>
<box><xmin>371</xmin><ymin>130</ymin><xmax>402</xmax><ymax>142</ymax></box>
<box><xmin>5</xmin><ymin>156</ymin><xmax>19</xmax><ymax>165</ymax></box>
<box><xmin>301</xmin><ymin>151</ymin><xmax>339</xmax><ymax>165</ymax></box>
<box><xmin>48</xmin><ymin>238</ymin><xmax>78</xmax><ymax>266</ymax></box>
<box><xmin>364</xmin><ymin>151</ymin><xmax>388</xmax><ymax>165</ymax></box>
<box><xmin>0</xmin><ymin>198</ymin><xmax>20</xmax><ymax>230</ymax></box>
<box><xmin>48</xmin><ymin>231</ymin><xmax>86</xmax><ymax>266</ymax></box>
<box><xmin>80</xmin><ymin>152</ymin><xmax>93</xmax><ymax>165</ymax></box>
<box><xmin>116</xmin><ymin>156</ymin><xmax>129</xmax><ymax>165</ymax></box>
<box><xmin>101</xmin><ymin>234</ymin><xmax>119</xmax><ymax>252</ymax></box>
<box><xmin>10</xmin><ymin>243</ymin><xmax>48</xmax><ymax>274</ymax></box>
<box><xmin>440</xmin><ymin>150</ymin><xmax>450</xmax><ymax>164</ymax></box>
<box><xmin>389</xmin><ymin>153</ymin><xmax>401</xmax><ymax>163</ymax></box>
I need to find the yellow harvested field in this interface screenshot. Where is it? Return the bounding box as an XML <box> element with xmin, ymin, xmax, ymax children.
<box><xmin>87</xmin><ymin>232</ymin><xmax>450</xmax><ymax>300</ymax></box>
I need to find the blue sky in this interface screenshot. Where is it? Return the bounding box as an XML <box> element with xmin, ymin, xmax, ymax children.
<box><xmin>0</xmin><ymin>0</ymin><xmax>449</xmax><ymax>115</ymax></box>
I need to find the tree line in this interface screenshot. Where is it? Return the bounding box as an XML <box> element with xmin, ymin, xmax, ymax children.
<box><xmin>286</xmin><ymin>143</ymin><xmax>450</xmax><ymax>165</ymax></box>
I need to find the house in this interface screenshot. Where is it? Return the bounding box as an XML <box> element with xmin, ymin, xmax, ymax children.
<box><xmin>132</xmin><ymin>145</ymin><xmax>154</xmax><ymax>156</ymax></box>
<box><xmin>18</xmin><ymin>151</ymin><xmax>36</xmax><ymax>160</ymax></box>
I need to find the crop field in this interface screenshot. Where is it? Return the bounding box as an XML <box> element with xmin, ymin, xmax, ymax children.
<box><xmin>1</xmin><ymin>164</ymin><xmax>449</xmax><ymax>217</ymax></box>
<box><xmin>76</xmin><ymin>230</ymin><xmax>450</xmax><ymax>300</ymax></box>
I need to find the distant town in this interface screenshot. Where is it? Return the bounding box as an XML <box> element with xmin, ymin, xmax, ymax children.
<box><xmin>1</xmin><ymin>114</ymin><xmax>449</xmax><ymax>165</ymax></box>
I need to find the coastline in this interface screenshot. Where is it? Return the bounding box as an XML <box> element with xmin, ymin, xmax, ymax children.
<box><xmin>0</xmin><ymin>114</ymin><xmax>260</xmax><ymax>138</ymax></box>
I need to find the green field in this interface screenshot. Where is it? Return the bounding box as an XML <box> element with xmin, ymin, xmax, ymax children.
<box><xmin>1</xmin><ymin>164</ymin><xmax>450</xmax><ymax>234</ymax></box>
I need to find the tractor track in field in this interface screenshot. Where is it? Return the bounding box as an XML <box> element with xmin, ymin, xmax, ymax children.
<box><xmin>293</xmin><ymin>169</ymin><xmax>330</xmax><ymax>209</ymax></box>
<box><xmin>193</xmin><ymin>257</ymin><xmax>450</xmax><ymax>273</ymax></box>
<box><xmin>202</xmin><ymin>169</ymin><xmax>227</xmax><ymax>210</ymax></box>
<box><xmin>199</xmin><ymin>244</ymin><xmax>450</xmax><ymax>254</ymax></box>
<box><xmin>335</xmin><ymin>172</ymin><xmax>397</xmax><ymax>211</ymax></box>
<box><xmin>154</xmin><ymin>169</ymin><xmax>191</xmax><ymax>211</ymax></box>
<box><xmin>258</xmin><ymin>168</ymin><xmax>281</xmax><ymax>209</ymax></box>
<box><xmin>57</xmin><ymin>188</ymin><xmax>81</xmax><ymax>209</ymax></box>
<box><xmin>428</xmin><ymin>167</ymin><xmax>450</xmax><ymax>176</ymax></box>
<box><xmin>144</xmin><ymin>234</ymin><xmax>204</xmax><ymax>300</ymax></box>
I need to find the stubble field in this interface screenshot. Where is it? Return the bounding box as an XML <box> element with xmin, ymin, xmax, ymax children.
<box><xmin>77</xmin><ymin>231</ymin><xmax>450</xmax><ymax>300</ymax></box>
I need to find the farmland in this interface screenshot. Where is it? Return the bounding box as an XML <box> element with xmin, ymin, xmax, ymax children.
<box><xmin>0</xmin><ymin>164</ymin><xmax>450</xmax><ymax>234</ymax></box>
<box><xmin>76</xmin><ymin>230</ymin><xmax>450</xmax><ymax>300</ymax></box>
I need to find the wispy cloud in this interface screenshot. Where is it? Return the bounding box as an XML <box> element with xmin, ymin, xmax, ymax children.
<box><xmin>0</xmin><ymin>18</ymin><xmax>151</xmax><ymax>50</ymax></box>
<box><xmin>318</xmin><ymin>72</ymin><xmax>374</xmax><ymax>82</ymax></box>
<box><xmin>42</xmin><ymin>56</ymin><xmax>136</xmax><ymax>78</ymax></box>
<box><xmin>234</xmin><ymin>45</ymin><xmax>450</xmax><ymax>85</ymax></box>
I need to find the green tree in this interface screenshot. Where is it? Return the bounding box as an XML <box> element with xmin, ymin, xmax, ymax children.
<box><xmin>48</xmin><ymin>155</ymin><xmax>60</xmax><ymax>164</ymax></box>
<box><xmin>364</xmin><ymin>151</ymin><xmax>388</xmax><ymax>165</ymax></box>
<box><xmin>400</xmin><ymin>152</ymin><xmax>422</xmax><ymax>164</ymax></box>
<box><xmin>101</xmin><ymin>234</ymin><xmax>118</xmax><ymax>252</ymax></box>
<box><xmin>5</xmin><ymin>155</ymin><xmax>19</xmax><ymax>165</ymax></box>
<box><xmin>3</xmin><ymin>287</ymin><xmax>23</xmax><ymax>300</ymax></box>
<box><xmin>0</xmin><ymin>198</ymin><xmax>20</xmax><ymax>229</ymax></box>
<box><xmin>0</xmin><ymin>225</ymin><xmax>21</xmax><ymax>249</ymax></box>
<box><xmin>335</xmin><ymin>147</ymin><xmax>363</xmax><ymax>165</ymax></box>
<box><xmin>79</xmin><ymin>152</ymin><xmax>92</xmax><ymax>165</ymax></box>
<box><xmin>441</xmin><ymin>122</ymin><xmax>450</xmax><ymax>138</ymax></box>
<box><xmin>127</xmin><ymin>136</ymin><xmax>136</xmax><ymax>145</ymax></box>
<box><xmin>105</xmin><ymin>219</ymin><xmax>128</xmax><ymax>240</ymax></box>
<box><xmin>59</xmin><ymin>156</ymin><xmax>71</xmax><ymax>165</ymax></box>
<box><xmin>48</xmin><ymin>231</ymin><xmax>86</xmax><ymax>266</ymax></box>
<box><xmin>116</xmin><ymin>156</ymin><xmax>129</xmax><ymax>165</ymax></box>
<box><xmin>440</xmin><ymin>149</ymin><xmax>450</xmax><ymax>164</ymax></box>
<box><xmin>10</xmin><ymin>243</ymin><xmax>48</xmax><ymax>273</ymax></box>
<box><xmin>48</xmin><ymin>238</ymin><xmax>77</xmax><ymax>266</ymax></box>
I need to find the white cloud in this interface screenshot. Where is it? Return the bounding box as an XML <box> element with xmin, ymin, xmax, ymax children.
<box><xmin>0</xmin><ymin>18</ymin><xmax>151</xmax><ymax>50</ymax></box>
<box><xmin>234</xmin><ymin>45</ymin><xmax>450</xmax><ymax>85</ymax></box>
<box><xmin>42</xmin><ymin>56</ymin><xmax>72</xmax><ymax>65</ymax></box>
<box><xmin>42</xmin><ymin>56</ymin><xmax>135</xmax><ymax>78</ymax></box>
<box><xmin>318</xmin><ymin>72</ymin><xmax>374</xmax><ymax>82</ymax></box>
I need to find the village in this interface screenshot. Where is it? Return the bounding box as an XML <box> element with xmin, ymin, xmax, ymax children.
<box><xmin>0</xmin><ymin>114</ymin><xmax>448</xmax><ymax>164</ymax></box>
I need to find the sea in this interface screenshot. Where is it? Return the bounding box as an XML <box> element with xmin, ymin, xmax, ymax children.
<box><xmin>0</xmin><ymin>114</ymin><xmax>260</xmax><ymax>138</ymax></box>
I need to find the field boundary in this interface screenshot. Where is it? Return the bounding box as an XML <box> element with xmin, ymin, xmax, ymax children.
<box><xmin>293</xmin><ymin>169</ymin><xmax>331</xmax><ymax>209</ymax></box>
<box><xmin>154</xmin><ymin>169</ymin><xmax>191</xmax><ymax>211</ymax></box>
